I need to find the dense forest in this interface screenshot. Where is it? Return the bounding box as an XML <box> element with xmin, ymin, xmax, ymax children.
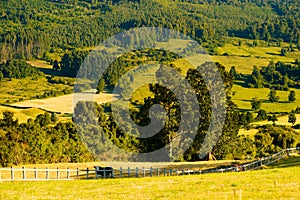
<box><xmin>0</xmin><ymin>0</ymin><xmax>299</xmax><ymax>60</ymax></box>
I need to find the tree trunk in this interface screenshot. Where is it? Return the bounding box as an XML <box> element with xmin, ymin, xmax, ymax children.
<box><xmin>207</xmin><ymin>152</ymin><xmax>216</xmax><ymax>161</ymax></box>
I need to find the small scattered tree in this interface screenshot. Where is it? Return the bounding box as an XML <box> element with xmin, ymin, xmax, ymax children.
<box><xmin>251</xmin><ymin>97</ymin><xmax>262</xmax><ymax>110</ymax></box>
<box><xmin>288</xmin><ymin>113</ymin><xmax>296</xmax><ymax>125</ymax></box>
<box><xmin>288</xmin><ymin>90</ymin><xmax>296</xmax><ymax>102</ymax></box>
<box><xmin>250</xmin><ymin>66</ymin><xmax>263</xmax><ymax>88</ymax></box>
<box><xmin>96</xmin><ymin>78</ymin><xmax>106</xmax><ymax>94</ymax></box>
<box><xmin>256</xmin><ymin>109</ymin><xmax>268</xmax><ymax>121</ymax></box>
<box><xmin>268</xmin><ymin>89</ymin><xmax>279</xmax><ymax>102</ymax></box>
<box><xmin>53</xmin><ymin>60</ymin><xmax>60</xmax><ymax>70</ymax></box>
<box><xmin>51</xmin><ymin>113</ymin><xmax>59</xmax><ymax>123</ymax></box>
<box><xmin>246</xmin><ymin>112</ymin><xmax>254</xmax><ymax>123</ymax></box>
<box><xmin>229</xmin><ymin>66</ymin><xmax>240</xmax><ymax>80</ymax></box>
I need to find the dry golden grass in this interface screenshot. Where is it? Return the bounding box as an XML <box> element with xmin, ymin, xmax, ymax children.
<box><xmin>12</xmin><ymin>90</ymin><xmax>118</xmax><ymax>114</ymax></box>
<box><xmin>26</xmin><ymin>60</ymin><xmax>53</xmax><ymax>69</ymax></box>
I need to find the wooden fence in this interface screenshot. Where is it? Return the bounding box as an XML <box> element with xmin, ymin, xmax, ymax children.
<box><xmin>0</xmin><ymin>147</ymin><xmax>299</xmax><ymax>182</ymax></box>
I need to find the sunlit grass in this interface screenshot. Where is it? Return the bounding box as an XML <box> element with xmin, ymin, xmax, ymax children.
<box><xmin>232</xmin><ymin>84</ymin><xmax>300</xmax><ymax>113</ymax></box>
<box><xmin>0</xmin><ymin>156</ymin><xmax>299</xmax><ymax>199</ymax></box>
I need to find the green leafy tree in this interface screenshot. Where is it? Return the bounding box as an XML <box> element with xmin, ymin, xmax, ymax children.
<box><xmin>51</xmin><ymin>113</ymin><xmax>59</xmax><ymax>123</ymax></box>
<box><xmin>251</xmin><ymin>97</ymin><xmax>262</xmax><ymax>110</ymax></box>
<box><xmin>53</xmin><ymin>60</ymin><xmax>60</xmax><ymax>70</ymax></box>
<box><xmin>255</xmin><ymin>109</ymin><xmax>268</xmax><ymax>121</ymax></box>
<box><xmin>96</xmin><ymin>78</ymin><xmax>106</xmax><ymax>94</ymax></box>
<box><xmin>268</xmin><ymin>89</ymin><xmax>280</xmax><ymax>102</ymax></box>
<box><xmin>288</xmin><ymin>90</ymin><xmax>296</xmax><ymax>102</ymax></box>
<box><xmin>255</xmin><ymin>131</ymin><xmax>274</xmax><ymax>157</ymax></box>
<box><xmin>288</xmin><ymin>113</ymin><xmax>296</xmax><ymax>125</ymax></box>
<box><xmin>255</xmin><ymin>125</ymin><xmax>300</xmax><ymax>157</ymax></box>
<box><xmin>250</xmin><ymin>65</ymin><xmax>263</xmax><ymax>88</ymax></box>
<box><xmin>229</xmin><ymin>66</ymin><xmax>240</xmax><ymax>80</ymax></box>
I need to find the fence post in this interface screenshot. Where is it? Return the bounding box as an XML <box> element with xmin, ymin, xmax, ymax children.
<box><xmin>176</xmin><ymin>169</ymin><xmax>178</xmax><ymax>176</ymax></box>
<box><xmin>11</xmin><ymin>167</ymin><xmax>14</xmax><ymax>181</ymax></box>
<box><xmin>95</xmin><ymin>167</ymin><xmax>98</xmax><ymax>179</ymax></box>
<box><xmin>135</xmin><ymin>167</ymin><xmax>139</xmax><ymax>178</ymax></box>
<box><xmin>170</xmin><ymin>169</ymin><xmax>172</xmax><ymax>176</ymax></box>
<box><xmin>182</xmin><ymin>169</ymin><xmax>184</xmax><ymax>176</ymax></box>
<box><xmin>103</xmin><ymin>168</ymin><xmax>106</xmax><ymax>178</ymax></box>
<box><xmin>22</xmin><ymin>167</ymin><xmax>26</xmax><ymax>180</ymax></box>
<box><xmin>46</xmin><ymin>167</ymin><xmax>49</xmax><ymax>179</ymax></box>
<box><xmin>128</xmin><ymin>167</ymin><xmax>130</xmax><ymax>178</ymax></box>
<box><xmin>143</xmin><ymin>167</ymin><xmax>145</xmax><ymax>177</ymax></box>
<box><xmin>86</xmin><ymin>168</ymin><xmax>89</xmax><ymax>180</ymax></box>
<box><xmin>56</xmin><ymin>167</ymin><xmax>60</xmax><ymax>180</ymax></box>
<box><xmin>34</xmin><ymin>167</ymin><xmax>38</xmax><ymax>179</ymax></box>
<box><xmin>120</xmin><ymin>167</ymin><xmax>122</xmax><ymax>178</ymax></box>
<box><xmin>150</xmin><ymin>167</ymin><xmax>152</xmax><ymax>177</ymax></box>
<box><xmin>67</xmin><ymin>168</ymin><xmax>70</xmax><ymax>179</ymax></box>
<box><xmin>157</xmin><ymin>168</ymin><xmax>159</xmax><ymax>176</ymax></box>
<box><xmin>111</xmin><ymin>169</ymin><xmax>114</xmax><ymax>178</ymax></box>
<box><xmin>163</xmin><ymin>169</ymin><xmax>166</xmax><ymax>177</ymax></box>
<box><xmin>77</xmin><ymin>168</ymin><xmax>79</xmax><ymax>180</ymax></box>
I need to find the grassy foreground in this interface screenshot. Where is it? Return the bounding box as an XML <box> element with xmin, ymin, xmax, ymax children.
<box><xmin>0</xmin><ymin>156</ymin><xmax>299</xmax><ymax>200</ymax></box>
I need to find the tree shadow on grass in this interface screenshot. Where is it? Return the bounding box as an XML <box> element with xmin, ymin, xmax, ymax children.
<box><xmin>38</xmin><ymin>68</ymin><xmax>67</xmax><ymax>77</ymax></box>
<box><xmin>266</xmin><ymin>52</ymin><xmax>281</xmax><ymax>56</ymax></box>
<box><xmin>233</xmin><ymin>80</ymin><xmax>249</xmax><ymax>88</ymax></box>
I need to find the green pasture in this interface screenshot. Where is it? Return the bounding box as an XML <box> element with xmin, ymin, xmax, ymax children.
<box><xmin>213</xmin><ymin>38</ymin><xmax>300</xmax><ymax>74</ymax></box>
<box><xmin>0</xmin><ymin>77</ymin><xmax>73</xmax><ymax>104</ymax></box>
<box><xmin>232</xmin><ymin>84</ymin><xmax>300</xmax><ymax>113</ymax></box>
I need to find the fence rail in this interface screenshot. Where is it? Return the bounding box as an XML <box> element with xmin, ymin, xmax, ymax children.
<box><xmin>1</xmin><ymin>147</ymin><xmax>299</xmax><ymax>182</ymax></box>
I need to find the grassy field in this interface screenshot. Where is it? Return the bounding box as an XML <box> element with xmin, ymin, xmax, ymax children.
<box><xmin>213</xmin><ymin>38</ymin><xmax>300</xmax><ymax>74</ymax></box>
<box><xmin>0</xmin><ymin>155</ymin><xmax>299</xmax><ymax>199</ymax></box>
<box><xmin>11</xmin><ymin>90</ymin><xmax>118</xmax><ymax>114</ymax></box>
<box><xmin>0</xmin><ymin>106</ymin><xmax>45</xmax><ymax>123</ymax></box>
<box><xmin>232</xmin><ymin>84</ymin><xmax>300</xmax><ymax>113</ymax></box>
<box><xmin>0</xmin><ymin>77</ymin><xmax>73</xmax><ymax>104</ymax></box>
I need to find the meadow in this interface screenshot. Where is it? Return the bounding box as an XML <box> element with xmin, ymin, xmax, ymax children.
<box><xmin>213</xmin><ymin>38</ymin><xmax>300</xmax><ymax>74</ymax></box>
<box><xmin>0</xmin><ymin>106</ymin><xmax>45</xmax><ymax>123</ymax></box>
<box><xmin>0</xmin><ymin>77</ymin><xmax>73</xmax><ymax>105</ymax></box>
<box><xmin>232</xmin><ymin>84</ymin><xmax>300</xmax><ymax>113</ymax></box>
<box><xmin>0</xmin><ymin>155</ymin><xmax>299</xmax><ymax>199</ymax></box>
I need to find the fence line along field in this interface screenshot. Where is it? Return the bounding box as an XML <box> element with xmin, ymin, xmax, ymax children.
<box><xmin>0</xmin><ymin>155</ymin><xmax>299</xmax><ymax>200</ymax></box>
<box><xmin>0</xmin><ymin>159</ymin><xmax>250</xmax><ymax>181</ymax></box>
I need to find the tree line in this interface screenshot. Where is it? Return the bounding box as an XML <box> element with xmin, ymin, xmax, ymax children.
<box><xmin>0</xmin><ymin>0</ymin><xmax>299</xmax><ymax>60</ymax></box>
<box><xmin>0</xmin><ymin>111</ymin><xmax>93</xmax><ymax>167</ymax></box>
<box><xmin>0</xmin><ymin>60</ymin><xmax>43</xmax><ymax>80</ymax></box>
